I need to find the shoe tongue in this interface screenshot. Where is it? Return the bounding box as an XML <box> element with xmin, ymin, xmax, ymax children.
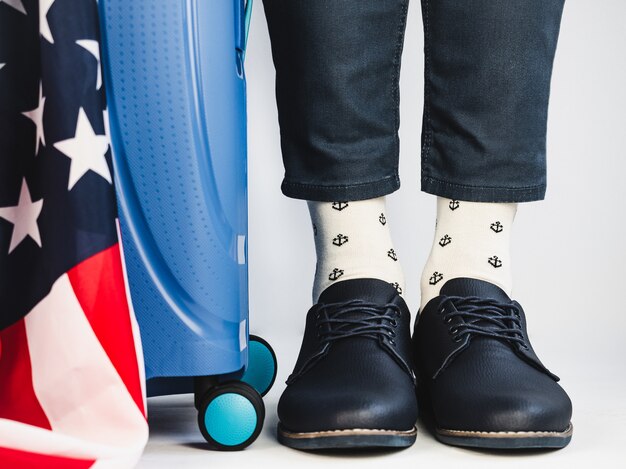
<box><xmin>439</xmin><ymin>277</ymin><xmax>511</xmax><ymax>302</ymax></box>
<box><xmin>318</xmin><ymin>278</ymin><xmax>400</xmax><ymax>305</ymax></box>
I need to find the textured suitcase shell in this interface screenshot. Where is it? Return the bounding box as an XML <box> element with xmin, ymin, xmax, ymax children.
<box><xmin>100</xmin><ymin>0</ymin><xmax>250</xmax><ymax>395</ymax></box>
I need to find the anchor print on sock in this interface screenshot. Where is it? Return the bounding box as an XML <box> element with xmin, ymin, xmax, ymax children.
<box><xmin>387</xmin><ymin>248</ymin><xmax>398</xmax><ymax>261</ymax></box>
<box><xmin>490</xmin><ymin>221</ymin><xmax>504</xmax><ymax>233</ymax></box>
<box><xmin>439</xmin><ymin>234</ymin><xmax>452</xmax><ymax>247</ymax></box>
<box><xmin>390</xmin><ymin>282</ymin><xmax>402</xmax><ymax>294</ymax></box>
<box><xmin>429</xmin><ymin>271</ymin><xmax>444</xmax><ymax>285</ymax></box>
<box><xmin>332</xmin><ymin>201</ymin><xmax>349</xmax><ymax>211</ymax></box>
<box><xmin>328</xmin><ymin>268</ymin><xmax>344</xmax><ymax>281</ymax></box>
<box><xmin>488</xmin><ymin>256</ymin><xmax>503</xmax><ymax>268</ymax></box>
<box><xmin>332</xmin><ymin>233</ymin><xmax>349</xmax><ymax>247</ymax></box>
<box><xmin>449</xmin><ymin>200</ymin><xmax>460</xmax><ymax>211</ymax></box>
<box><xmin>379</xmin><ymin>213</ymin><xmax>386</xmax><ymax>225</ymax></box>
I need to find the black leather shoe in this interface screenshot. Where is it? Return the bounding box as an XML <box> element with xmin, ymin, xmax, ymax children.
<box><xmin>277</xmin><ymin>278</ymin><xmax>418</xmax><ymax>450</ymax></box>
<box><xmin>413</xmin><ymin>277</ymin><xmax>573</xmax><ymax>449</ymax></box>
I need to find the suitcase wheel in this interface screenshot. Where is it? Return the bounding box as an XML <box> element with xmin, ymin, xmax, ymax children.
<box><xmin>241</xmin><ymin>335</ymin><xmax>277</xmax><ymax>397</ymax></box>
<box><xmin>197</xmin><ymin>381</ymin><xmax>265</xmax><ymax>451</ymax></box>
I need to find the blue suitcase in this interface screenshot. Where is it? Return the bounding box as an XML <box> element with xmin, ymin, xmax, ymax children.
<box><xmin>98</xmin><ymin>0</ymin><xmax>276</xmax><ymax>450</ymax></box>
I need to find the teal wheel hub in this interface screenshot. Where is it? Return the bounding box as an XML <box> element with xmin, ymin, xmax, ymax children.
<box><xmin>241</xmin><ymin>336</ymin><xmax>277</xmax><ymax>396</ymax></box>
<box><xmin>204</xmin><ymin>393</ymin><xmax>257</xmax><ymax>446</ymax></box>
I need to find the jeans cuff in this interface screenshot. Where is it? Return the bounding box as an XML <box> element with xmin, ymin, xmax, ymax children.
<box><xmin>421</xmin><ymin>176</ymin><xmax>546</xmax><ymax>202</ymax></box>
<box><xmin>281</xmin><ymin>174</ymin><xmax>401</xmax><ymax>201</ymax></box>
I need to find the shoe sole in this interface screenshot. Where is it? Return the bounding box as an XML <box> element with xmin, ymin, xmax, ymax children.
<box><xmin>277</xmin><ymin>423</ymin><xmax>417</xmax><ymax>450</ymax></box>
<box><xmin>435</xmin><ymin>423</ymin><xmax>573</xmax><ymax>449</ymax></box>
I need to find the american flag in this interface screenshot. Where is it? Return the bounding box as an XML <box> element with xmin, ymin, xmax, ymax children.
<box><xmin>0</xmin><ymin>0</ymin><xmax>148</xmax><ymax>466</ymax></box>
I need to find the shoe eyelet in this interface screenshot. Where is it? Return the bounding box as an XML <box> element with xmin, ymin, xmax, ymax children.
<box><xmin>438</xmin><ymin>307</ymin><xmax>445</xmax><ymax>315</ymax></box>
<box><xmin>453</xmin><ymin>335</ymin><xmax>463</xmax><ymax>343</ymax></box>
<box><xmin>388</xmin><ymin>330</ymin><xmax>396</xmax><ymax>338</ymax></box>
<box><xmin>390</xmin><ymin>319</ymin><xmax>398</xmax><ymax>327</ymax></box>
<box><xmin>389</xmin><ymin>338</ymin><xmax>396</xmax><ymax>346</ymax></box>
<box><xmin>449</xmin><ymin>327</ymin><xmax>459</xmax><ymax>335</ymax></box>
<box><xmin>444</xmin><ymin>316</ymin><xmax>453</xmax><ymax>324</ymax></box>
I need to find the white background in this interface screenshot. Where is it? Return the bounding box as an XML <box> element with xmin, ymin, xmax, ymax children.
<box><xmin>140</xmin><ymin>1</ymin><xmax>626</xmax><ymax>467</ymax></box>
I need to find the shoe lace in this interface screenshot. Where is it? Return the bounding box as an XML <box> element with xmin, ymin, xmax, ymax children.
<box><xmin>315</xmin><ymin>299</ymin><xmax>401</xmax><ymax>345</ymax></box>
<box><xmin>441</xmin><ymin>296</ymin><xmax>526</xmax><ymax>348</ymax></box>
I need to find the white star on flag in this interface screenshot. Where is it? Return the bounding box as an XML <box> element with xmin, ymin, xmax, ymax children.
<box><xmin>0</xmin><ymin>0</ymin><xmax>26</xmax><ymax>15</ymax></box>
<box><xmin>103</xmin><ymin>107</ymin><xmax>111</xmax><ymax>144</ymax></box>
<box><xmin>53</xmin><ymin>108</ymin><xmax>111</xmax><ymax>190</ymax></box>
<box><xmin>0</xmin><ymin>178</ymin><xmax>44</xmax><ymax>253</ymax></box>
<box><xmin>22</xmin><ymin>82</ymin><xmax>46</xmax><ymax>155</ymax></box>
<box><xmin>76</xmin><ymin>40</ymin><xmax>102</xmax><ymax>89</ymax></box>
<box><xmin>39</xmin><ymin>0</ymin><xmax>56</xmax><ymax>43</ymax></box>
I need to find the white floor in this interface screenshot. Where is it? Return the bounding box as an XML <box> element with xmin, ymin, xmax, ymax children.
<box><xmin>139</xmin><ymin>358</ymin><xmax>626</xmax><ymax>469</ymax></box>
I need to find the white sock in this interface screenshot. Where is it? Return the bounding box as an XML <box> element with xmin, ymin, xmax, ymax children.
<box><xmin>420</xmin><ymin>197</ymin><xmax>518</xmax><ymax>311</ymax></box>
<box><xmin>308</xmin><ymin>197</ymin><xmax>405</xmax><ymax>303</ymax></box>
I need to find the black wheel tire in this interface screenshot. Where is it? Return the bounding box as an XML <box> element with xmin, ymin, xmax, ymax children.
<box><xmin>197</xmin><ymin>381</ymin><xmax>265</xmax><ymax>451</ymax></box>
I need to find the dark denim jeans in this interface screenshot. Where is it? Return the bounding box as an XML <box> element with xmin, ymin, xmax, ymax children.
<box><xmin>262</xmin><ymin>0</ymin><xmax>565</xmax><ymax>202</ymax></box>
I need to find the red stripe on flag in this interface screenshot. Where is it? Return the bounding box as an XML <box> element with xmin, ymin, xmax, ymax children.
<box><xmin>0</xmin><ymin>319</ymin><xmax>50</xmax><ymax>429</ymax></box>
<box><xmin>0</xmin><ymin>446</ymin><xmax>94</xmax><ymax>469</ymax></box>
<box><xmin>67</xmin><ymin>244</ymin><xmax>145</xmax><ymax>417</ymax></box>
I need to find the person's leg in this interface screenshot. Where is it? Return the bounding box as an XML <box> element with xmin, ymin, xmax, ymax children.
<box><xmin>262</xmin><ymin>0</ymin><xmax>409</xmax><ymax>306</ymax></box>
<box><xmin>308</xmin><ymin>197</ymin><xmax>405</xmax><ymax>304</ymax></box>
<box><xmin>420</xmin><ymin>197</ymin><xmax>517</xmax><ymax>310</ymax></box>
<box><xmin>262</xmin><ymin>0</ymin><xmax>417</xmax><ymax>450</ymax></box>
<box><xmin>420</xmin><ymin>0</ymin><xmax>564</xmax><ymax>202</ymax></box>
<box><xmin>419</xmin><ymin>0</ymin><xmax>566</xmax><ymax>308</ymax></box>
<box><xmin>262</xmin><ymin>0</ymin><xmax>407</xmax><ymax>201</ymax></box>
<box><xmin>414</xmin><ymin>0</ymin><xmax>573</xmax><ymax>449</ymax></box>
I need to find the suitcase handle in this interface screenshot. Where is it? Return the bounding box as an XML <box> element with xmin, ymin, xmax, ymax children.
<box><xmin>236</xmin><ymin>0</ymin><xmax>253</xmax><ymax>60</ymax></box>
<box><xmin>244</xmin><ymin>0</ymin><xmax>253</xmax><ymax>52</ymax></box>
<box><xmin>236</xmin><ymin>0</ymin><xmax>253</xmax><ymax>76</ymax></box>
